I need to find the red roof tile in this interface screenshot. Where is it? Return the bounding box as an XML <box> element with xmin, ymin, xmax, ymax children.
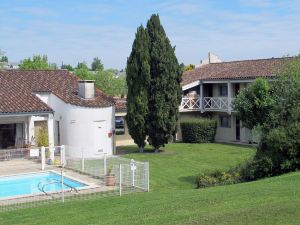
<box><xmin>182</xmin><ymin>57</ymin><xmax>295</xmax><ymax>86</ymax></box>
<box><xmin>0</xmin><ymin>70</ymin><xmax>114</xmax><ymax>114</ymax></box>
<box><xmin>114</xmin><ymin>97</ymin><xmax>126</xmax><ymax>111</ymax></box>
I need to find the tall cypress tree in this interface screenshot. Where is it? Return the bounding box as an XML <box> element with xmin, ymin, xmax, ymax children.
<box><xmin>146</xmin><ymin>14</ymin><xmax>182</xmax><ymax>152</ymax></box>
<box><xmin>126</xmin><ymin>26</ymin><xmax>150</xmax><ymax>152</ymax></box>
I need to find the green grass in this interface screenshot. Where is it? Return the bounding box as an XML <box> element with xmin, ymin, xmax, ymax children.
<box><xmin>1</xmin><ymin>143</ymin><xmax>300</xmax><ymax>225</ymax></box>
<box><xmin>119</xmin><ymin>143</ymin><xmax>254</xmax><ymax>190</ymax></box>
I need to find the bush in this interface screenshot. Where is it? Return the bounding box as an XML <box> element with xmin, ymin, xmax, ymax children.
<box><xmin>196</xmin><ymin>170</ymin><xmax>241</xmax><ymax>188</ymax></box>
<box><xmin>239</xmin><ymin>156</ymin><xmax>273</xmax><ymax>181</ymax></box>
<box><xmin>36</xmin><ymin>125</ymin><xmax>49</xmax><ymax>147</ymax></box>
<box><xmin>180</xmin><ymin>118</ymin><xmax>217</xmax><ymax>143</ymax></box>
<box><xmin>233</xmin><ymin>57</ymin><xmax>300</xmax><ymax>180</ymax></box>
<box><xmin>259</xmin><ymin>123</ymin><xmax>300</xmax><ymax>174</ymax></box>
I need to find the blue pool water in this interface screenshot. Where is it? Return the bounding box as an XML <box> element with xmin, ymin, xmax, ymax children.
<box><xmin>0</xmin><ymin>172</ymin><xmax>87</xmax><ymax>198</ymax></box>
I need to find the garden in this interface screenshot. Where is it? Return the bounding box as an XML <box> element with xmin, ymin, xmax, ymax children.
<box><xmin>1</xmin><ymin>143</ymin><xmax>300</xmax><ymax>225</ymax></box>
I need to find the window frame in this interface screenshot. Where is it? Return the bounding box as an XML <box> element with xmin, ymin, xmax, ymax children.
<box><xmin>219</xmin><ymin>115</ymin><xmax>231</xmax><ymax>128</ymax></box>
<box><xmin>219</xmin><ymin>84</ymin><xmax>228</xmax><ymax>97</ymax></box>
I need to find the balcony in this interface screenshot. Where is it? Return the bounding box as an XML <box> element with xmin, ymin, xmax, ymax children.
<box><xmin>180</xmin><ymin>97</ymin><xmax>201</xmax><ymax>111</ymax></box>
<box><xmin>179</xmin><ymin>97</ymin><xmax>234</xmax><ymax>112</ymax></box>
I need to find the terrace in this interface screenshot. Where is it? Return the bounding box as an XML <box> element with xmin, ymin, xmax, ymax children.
<box><xmin>179</xmin><ymin>80</ymin><xmax>247</xmax><ymax>113</ymax></box>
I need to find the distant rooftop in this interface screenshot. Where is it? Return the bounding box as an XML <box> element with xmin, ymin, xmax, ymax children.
<box><xmin>0</xmin><ymin>70</ymin><xmax>114</xmax><ymax>114</ymax></box>
<box><xmin>182</xmin><ymin>56</ymin><xmax>296</xmax><ymax>86</ymax></box>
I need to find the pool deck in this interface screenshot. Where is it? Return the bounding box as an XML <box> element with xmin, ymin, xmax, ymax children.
<box><xmin>0</xmin><ymin>159</ymin><xmax>51</xmax><ymax>176</ymax></box>
<box><xmin>0</xmin><ymin>159</ymin><xmax>118</xmax><ymax>207</ymax></box>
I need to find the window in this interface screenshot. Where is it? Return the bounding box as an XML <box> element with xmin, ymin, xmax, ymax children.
<box><xmin>115</xmin><ymin>116</ymin><xmax>125</xmax><ymax>135</ymax></box>
<box><xmin>0</xmin><ymin>123</ymin><xmax>24</xmax><ymax>149</ymax></box>
<box><xmin>219</xmin><ymin>84</ymin><xmax>228</xmax><ymax>97</ymax></box>
<box><xmin>220</xmin><ymin>115</ymin><xmax>231</xmax><ymax>128</ymax></box>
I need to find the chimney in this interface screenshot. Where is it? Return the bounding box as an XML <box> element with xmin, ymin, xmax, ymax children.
<box><xmin>78</xmin><ymin>80</ymin><xmax>95</xmax><ymax>99</ymax></box>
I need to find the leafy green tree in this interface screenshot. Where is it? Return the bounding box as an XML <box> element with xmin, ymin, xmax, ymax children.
<box><xmin>77</xmin><ymin>61</ymin><xmax>89</xmax><ymax>70</ymax></box>
<box><xmin>91</xmin><ymin>57</ymin><xmax>104</xmax><ymax>71</ymax></box>
<box><xmin>114</xmin><ymin>75</ymin><xmax>127</xmax><ymax>97</ymax></box>
<box><xmin>74</xmin><ymin>67</ymin><xmax>127</xmax><ymax>97</ymax></box>
<box><xmin>19</xmin><ymin>55</ymin><xmax>50</xmax><ymax>70</ymax></box>
<box><xmin>234</xmin><ymin>57</ymin><xmax>300</xmax><ymax>178</ymax></box>
<box><xmin>0</xmin><ymin>49</ymin><xmax>6</xmax><ymax>69</ymax></box>
<box><xmin>94</xmin><ymin>69</ymin><xmax>127</xmax><ymax>96</ymax></box>
<box><xmin>184</xmin><ymin>64</ymin><xmax>195</xmax><ymax>71</ymax></box>
<box><xmin>1</xmin><ymin>56</ymin><xmax>8</xmax><ymax>62</ymax></box>
<box><xmin>49</xmin><ymin>63</ymin><xmax>58</xmax><ymax>70</ymax></box>
<box><xmin>74</xmin><ymin>67</ymin><xmax>93</xmax><ymax>80</ymax></box>
<box><xmin>126</xmin><ymin>25</ymin><xmax>150</xmax><ymax>152</ymax></box>
<box><xmin>146</xmin><ymin>14</ymin><xmax>182</xmax><ymax>152</ymax></box>
<box><xmin>61</xmin><ymin>63</ymin><xmax>74</xmax><ymax>71</ymax></box>
<box><xmin>233</xmin><ymin>78</ymin><xmax>274</xmax><ymax>129</ymax></box>
<box><xmin>259</xmin><ymin>58</ymin><xmax>300</xmax><ymax>173</ymax></box>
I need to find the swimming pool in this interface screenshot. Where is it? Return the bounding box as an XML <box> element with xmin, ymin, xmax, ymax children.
<box><xmin>0</xmin><ymin>171</ymin><xmax>87</xmax><ymax>199</ymax></box>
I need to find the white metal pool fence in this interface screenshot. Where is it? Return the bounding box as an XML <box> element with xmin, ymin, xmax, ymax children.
<box><xmin>0</xmin><ymin>145</ymin><xmax>149</xmax><ymax>212</ymax></box>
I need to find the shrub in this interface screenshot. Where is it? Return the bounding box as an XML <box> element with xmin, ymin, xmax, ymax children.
<box><xmin>259</xmin><ymin>123</ymin><xmax>300</xmax><ymax>174</ymax></box>
<box><xmin>36</xmin><ymin>125</ymin><xmax>49</xmax><ymax>147</ymax></box>
<box><xmin>196</xmin><ymin>169</ymin><xmax>241</xmax><ymax>188</ymax></box>
<box><xmin>239</xmin><ymin>156</ymin><xmax>273</xmax><ymax>181</ymax></box>
<box><xmin>180</xmin><ymin>118</ymin><xmax>217</xmax><ymax>143</ymax></box>
<box><xmin>233</xmin><ymin>57</ymin><xmax>300</xmax><ymax>180</ymax></box>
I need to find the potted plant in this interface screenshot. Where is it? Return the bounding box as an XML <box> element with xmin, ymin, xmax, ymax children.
<box><xmin>105</xmin><ymin>165</ymin><xmax>116</xmax><ymax>186</ymax></box>
<box><xmin>45</xmin><ymin>148</ymin><xmax>52</xmax><ymax>165</ymax></box>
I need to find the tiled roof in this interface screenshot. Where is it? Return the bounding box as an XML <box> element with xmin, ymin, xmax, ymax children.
<box><xmin>114</xmin><ymin>97</ymin><xmax>126</xmax><ymax>111</ymax></box>
<box><xmin>0</xmin><ymin>70</ymin><xmax>114</xmax><ymax>114</ymax></box>
<box><xmin>182</xmin><ymin>57</ymin><xmax>295</xmax><ymax>86</ymax></box>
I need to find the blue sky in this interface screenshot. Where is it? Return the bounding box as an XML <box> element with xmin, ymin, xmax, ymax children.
<box><xmin>0</xmin><ymin>0</ymin><xmax>300</xmax><ymax>69</ymax></box>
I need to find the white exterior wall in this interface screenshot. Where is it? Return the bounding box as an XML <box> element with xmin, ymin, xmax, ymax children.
<box><xmin>213</xmin><ymin>113</ymin><xmax>236</xmax><ymax>141</ymax></box>
<box><xmin>180</xmin><ymin>80</ymin><xmax>259</xmax><ymax>143</ymax></box>
<box><xmin>34</xmin><ymin>93</ymin><xmax>114</xmax><ymax>157</ymax></box>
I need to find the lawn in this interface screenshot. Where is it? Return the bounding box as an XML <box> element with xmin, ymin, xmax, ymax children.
<box><xmin>119</xmin><ymin>143</ymin><xmax>255</xmax><ymax>190</ymax></box>
<box><xmin>1</xmin><ymin>143</ymin><xmax>300</xmax><ymax>225</ymax></box>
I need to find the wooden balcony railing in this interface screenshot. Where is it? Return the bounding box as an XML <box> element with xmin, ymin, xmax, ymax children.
<box><xmin>179</xmin><ymin>97</ymin><xmax>234</xmax><ymax>112</ymax></box>
<box><xmin>203</xmin><ymin>97</ymin><xmax>229</xmax><ymax>111</ymax></box>
<box><xmin>180</xmin><ymin>97</ymin><xmax>201</xmax><ymax>111</ymax></box>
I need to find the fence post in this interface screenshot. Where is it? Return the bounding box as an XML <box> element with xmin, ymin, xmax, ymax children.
<box><xmin>131</xmin><ymin>159</ymin><xmax>135</xmax><ymax>187</ymax></box>
<box><xmin>119</xmin><ymin>164</ymin><xmax>122</xmax><ymax>196</ymax></box>
<box><xmin>144</xmin><ymin>162</ymin><xmax>149</xmax><ymax>192</ymax></box>
<box><xmin>50</xmin><ymin>147</ymin><xmax>55</xmax><ymax>162</ymax></box>
<box><xmin>104</xmin><ymin>153</ymin><xmax>107</xmax><ymax>175</ymax></box>
<box><xmin>41</xmin><ymin>146</ymin><xmax>45</xmax><ymax>170</ymax></box>
<box><xmin>81</xmin><ymin>148</ymin><xmax>85</xmax><ymax>172</ymax></box>
<box><xmin>61</xmin><ymin>168</ymin><xmax>64</xmax><ymax>203</ymax></box>
<box><xmin>60</xmin><ymin>145</ymin><xmax>65</xmax><ymax>167</ymax></box>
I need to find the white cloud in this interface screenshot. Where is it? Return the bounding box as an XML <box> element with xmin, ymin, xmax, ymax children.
<box><xmin>1</xmin><ymin>0</ymin><xmax>300</xmax><ymax>69</ymax></box>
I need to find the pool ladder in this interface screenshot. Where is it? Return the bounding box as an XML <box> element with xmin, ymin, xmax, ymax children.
<box><xmin>38</xmin><ymin>179</ymin><xmax>79</xmax><ymax>197</ymax></box>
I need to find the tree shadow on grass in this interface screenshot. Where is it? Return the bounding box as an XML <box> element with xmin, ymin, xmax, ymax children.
<box><xmin>178</xmin><ymin>175</ymin><xmax>198</xmax><ymax>188</ymax></box>
<box><xmin>116</xmin><ymin>146</ymin><xmax>165</xmax><ymax>155</ymax></box>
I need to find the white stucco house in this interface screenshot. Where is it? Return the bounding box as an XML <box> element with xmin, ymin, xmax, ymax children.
<box><xmin>179</xmin><ymin>56</ymin><xmax>295</xmax><ymax>144</ymax></box>
<box><xmin>0</xmin><ymin>70</ymin><xmax>115</xmax><ymax>157</ymax></box>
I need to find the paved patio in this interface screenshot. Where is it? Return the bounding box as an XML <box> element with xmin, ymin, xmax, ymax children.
<box><xmin>0</xmin><ymin>159</ymin><xmax>53</xmax><ymax>176</ymax></box>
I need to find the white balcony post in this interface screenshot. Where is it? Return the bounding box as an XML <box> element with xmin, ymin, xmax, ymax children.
<box><xmin>227</xmin><ymin>81</ymin><xmax>232</xmax><ymax>113</ymax></box>
<box><xmin>47</xmin><ymin>113</ymin><xmax>55</xmax><ymax>147</ymax></box>
<box><xmin>199</xmin><ymin>82</ymin><xmax>204</xmax><ymax>112</ymax></box>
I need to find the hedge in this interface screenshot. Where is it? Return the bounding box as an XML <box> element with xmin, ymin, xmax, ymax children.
<box><xmin>180</xmin><ymin>118</ymin><xmax>217</xmax><ymax>143</ymax></box>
